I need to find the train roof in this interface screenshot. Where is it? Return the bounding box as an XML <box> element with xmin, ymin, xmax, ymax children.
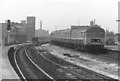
<box><xmin>71</xmin><ymin>25</ymin><xmax>89</xmax><ymax>30</ymax></box>
<box><xmin>86</xmin><ymin>26</ymin><xmax>105</xmax><ymax>32</ymax></box>
<box><xmin>58</xmin><ymin>29</ymin><xmax>70</xmax><ymax>32</ymax></box>
<box><xmin>51</xmin><ymin>24</ymin><xmax>104</xmax><ymax>34</ymax></box>
<box><xmin>51</xmin><ymin>29</ymin><xmax>70</xmax><ymax>34</ymax></box>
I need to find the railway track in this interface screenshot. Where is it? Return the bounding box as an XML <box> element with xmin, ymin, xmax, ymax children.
<box><xmin>42</xmin><ymin>44</ymin><xmax>120</xmax><ymax>79</ymax></box>
<box><xmin>11</xmin><ymin>45</ymin><xmax>89</xmax><ymax>80</ymax></box>
<box><xmin>9</xmin><ymin>45</ymin><xmax>119</xmax><ymax>80</ymax></box>
<box><xmin>14</xmin><ymin>46</ymin><xmax>26</xmax><ymax>80</ymax></box>
<box><xmin>34</xmin><ymin>46</ymin><xmax>118</xmax><ymax>80</ymax></box>
<box><xmin>8</xmin><ymin>46</ymin><xmax>27</xmax><ymax>81</ymax></box>
<box><xmin>44</xmin><ymin>44</ymin><xmax>119</xmax><ymax>65</ymax></box>
<box><xmin>26</xmin><ymin>46</ymin><xmax>86</xmax><ymax>80</ymax></box>
<box><xmin>30</xmin><ymin>48</ymin><xmax>88</xmax><ymax>79</ymax></box>
<box><xmin>24</xmin><ymin>47</ymin><xmax>55</xmax><ymax>80</ymax></box>
<box><xmin>10</xmin><ymin>45</ymin><xmax>55</xmax><ymax>80</ymax></box>
<box><xmin>103</xmin><ymin>50</ymin><xmax>120</xmax><ymax>60</ymax></box>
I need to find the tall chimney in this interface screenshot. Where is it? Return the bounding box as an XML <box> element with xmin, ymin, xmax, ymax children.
<box><xmin>94</xmin><ymin>19</ymin><xmax>95</xmax><ymax>25</ymax></box>
<box><xmin>40</xmin><ymin>20</ymin><xmax>42</xmax><ymax>29</ymax></box>
<box><xmin>90</xmin><ymin>20</ymin><xmax>94</xmax><ymax>26</ymax></box>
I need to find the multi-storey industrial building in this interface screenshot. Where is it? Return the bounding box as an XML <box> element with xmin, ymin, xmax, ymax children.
<box><xmin>26</xmin><ymin>16</ymin><xmax>35</xmax><ymax>42</ymax></box>
<box><xmin>2</xmin><ymin>21</ymin><xmax>26</xmax><ymax>45</ymax></box>
<box><xmin>1</xmin><ymin>16</ymin><xmax>36</xmax><ymax>44</ymax></box>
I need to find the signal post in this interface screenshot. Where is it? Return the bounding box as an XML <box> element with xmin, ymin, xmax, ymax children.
<box><xmin>7</xmin><ymin>20</ymin><xmax>11</xmax><ymax>45</ymax></box>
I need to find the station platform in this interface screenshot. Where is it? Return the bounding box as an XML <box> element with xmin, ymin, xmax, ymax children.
<box><xmin>1</xmin><ymin>45</ymin><xmax>20</xmax><ymax>80</ymax></box>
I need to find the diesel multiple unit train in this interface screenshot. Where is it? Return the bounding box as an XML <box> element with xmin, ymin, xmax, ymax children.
<box><xmin>50</xmin><ymin>21</ymin><xmax>105</xmax><ymax>52</ymax></box>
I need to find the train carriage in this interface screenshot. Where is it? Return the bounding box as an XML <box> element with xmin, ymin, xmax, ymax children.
<box><xmin>50</xmin><ymin>21</ymin><xmax>105</xmax><ymax>52</ymax></box>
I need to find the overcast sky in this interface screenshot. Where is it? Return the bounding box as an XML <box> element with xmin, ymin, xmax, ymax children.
<box><xmin>0</xmin><ymin>0</ymin><xmax>119</xmax><ymax>33</ymax></box>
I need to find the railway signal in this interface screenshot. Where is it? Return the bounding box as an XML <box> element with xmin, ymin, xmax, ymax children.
<box><xmin>7</xmin><ymin>20</ymin><xmax>11</xmax><ymax>31</ymax></box>
<box><xmin>6</xmin><ymin>19</ymin><xmax>11</xmax><ymax>45</ymax></box>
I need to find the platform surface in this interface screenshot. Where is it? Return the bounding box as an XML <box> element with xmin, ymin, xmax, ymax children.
<box><xmin>0</xmin><ymin>45</ymin><xmax>19</xmax><ymax>80</ymax></box>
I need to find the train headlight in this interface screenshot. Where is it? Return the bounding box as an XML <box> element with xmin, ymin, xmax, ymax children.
<box><xmin>98</xmin><ymin>40</ymin><xmax>99</xmax><ymax>42</ymax></box>
<box><xmin>98</xmin><ymin>39</ymin><xmax>100</xmax><ymax>42</ymax></box>
<box><xmin>91</xmin><ymin>39</ymin><xmax>94</xmax><ymax>42</ymax></box>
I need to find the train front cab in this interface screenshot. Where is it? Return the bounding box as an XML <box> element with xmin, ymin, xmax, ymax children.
<box><xmin>85</xmin><ymin>27</ymin><xmax>105</xmax><ymax>53</ymax></box>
